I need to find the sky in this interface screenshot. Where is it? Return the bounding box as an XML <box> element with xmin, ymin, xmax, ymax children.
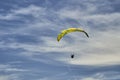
<box><xmin>0</xmin><ymin>0</ymin><xmax>120</xmax><ymax>80</ymax></box>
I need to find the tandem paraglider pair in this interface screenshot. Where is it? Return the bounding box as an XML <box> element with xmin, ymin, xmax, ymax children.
<box><xmin>57</xmin><ymin>28</ymin><xmax>89</xmax><ymax>59</ymax></box>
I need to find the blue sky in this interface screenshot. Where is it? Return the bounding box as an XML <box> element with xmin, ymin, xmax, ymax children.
<box><xmin>0</xmin><ymin>0</ymin><xmax>120</xmax><ymax>80</ymax></box>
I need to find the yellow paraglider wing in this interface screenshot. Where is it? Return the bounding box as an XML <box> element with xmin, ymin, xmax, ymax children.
<box><xmin>57</xmin><ymin>28</ymin><xmax>89</xmax><ymax>42</ymax></box>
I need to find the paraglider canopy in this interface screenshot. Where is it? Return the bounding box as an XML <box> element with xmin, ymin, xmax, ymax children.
<box><xmin>57</xmin><ymin>28</ymin><xmax>89</xmax><ymax>42</ymax></box>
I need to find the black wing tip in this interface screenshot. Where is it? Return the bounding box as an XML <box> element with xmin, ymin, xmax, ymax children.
<box><xmin>84</xmin><ymin>31</ymin><xmax>89</xmax><ymax>38</ymax></box>
<box><xmin>86</xmin><ymin>34</ymin><xmax>89</xmax><ymax>38</ymax></box>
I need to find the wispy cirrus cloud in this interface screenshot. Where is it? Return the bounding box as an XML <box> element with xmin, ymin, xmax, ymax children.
<box><xmin>0</xmin><ymin>64</ymin><xmax>29</xmax><ymax>80</ymax></box>
<box><xmin>0</xmin><ymin>0</ymin><xmax>120</xmax><ymax>80</ymax></box>
<box><xmin>0</xmin><ymin>2</ymin><xmax>120</xmax><ymax>79</ymax></box>
<box><xmin>81</xmin><ymin>71</ymin><xmax>120</xmax><ymax>80</ymax></box>
<box><xmin>0</xmin><ymin>75</ymin><xmax>14</xmax><ymax>80</ymax></box>
<box><xmin>0</xmin><ymin>74</ymin><xmax>23</xmax><ymax>80</ymax></box>
<box><xmin>0</xmin><ymin>5</ymin><xmax>43</xmax><ymax>21</ymax></box>
<box><xmin>0</xmin><ymin>64</ymin><xmax>29</xmax><ymax>72</ymax></box>
<box><xmin>0</xmin><ymin>1</ymin><xmax>120</xmax><ymax>66</ymax></box>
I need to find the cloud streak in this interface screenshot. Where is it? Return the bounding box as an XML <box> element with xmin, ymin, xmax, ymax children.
<box><xmin>0</xmin><ymin>0</ymin><xmax>120</xmax><ymax>66</ymax></box>
<box><xmin>0</xmin><ymin>0</ymin><xmax>120</xmax><ymax>80</ymax></box>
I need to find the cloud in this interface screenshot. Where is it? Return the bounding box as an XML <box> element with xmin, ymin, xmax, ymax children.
<box><xmin>0</xmin><ymin>5</ymin><xmax>46</xmax><ymax>20</ymax></box>
<box><xmin>81</xmin><ymin>71</ymin><xmax>120</xmax><ymax>80</ymax></box>
<box><xmin>0</xmin><ymin>74</ymin><xmax>20</xmax><ymax>80</ymax></box>
<box><xmin>81</xmin><ymin>78</ymin><xmax>99</xmax><ymax>80</ymax></box>
<box><xmin>62</xmin><ymin>28</ymin><xmax>120</xmax><ymax>65</ymax></box>
<box><xmin>0</xmin><ymin>0</ymin><xmax>120</xmax><ymax>66</ymax></box>
<box><xmin>0</xmin><ymin>75</ymin><xmax>11</xmax><ymax>80</ymax></box>
<box><xmin>83</xmin><ymin>13</ymin><xmax>120</xmax><ymax>28</ymax></box>
<box><xmin>0</xmin><ymin>64</ymin><xmax>29</xmax><ymax>72</ymax></box>
<box><xmin>0</xmin><ymin>14</ymin><xmax>18</xmax><ymax>20</ymax></box>
<box><xmin>0</xmin><ymin>0</ymin><xmax>120</xmax><ymax>80</ymax></box>
<box><xmin>13</xmin><ymin>5</ymin><xmax>46</xmax><ymax>17</ymax></box>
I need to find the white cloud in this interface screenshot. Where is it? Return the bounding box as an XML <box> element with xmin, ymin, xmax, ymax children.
<box><xmin>1</xmin><ymin>25</ymin><xmax>120</xmax><ymax>66</ymax></box>
<box><xmin>83</xmin><ymin>13</ymin><xmax>120</xmax><ymax>27</ymax></box>
<box><xmin>0</xmin><ymin>74</ymin><xmax>20</xmax><ymax>80</ymax></box>
<box><xmin>58</xmin><ymin>7</ymin><xmax>120</xmax><ymax>30</ymax></box>
<box><xmin>81</xmin><ymin>77</ymin><xmax>99</xmax><ymax>80</ymax></box>
<box><xmin>1</xmin><ymin>1</ymin><xmax>120</xmax><ymax>80</ymax></box>
<box><xmin>13</xmin><ymin>5</ymin><xmax>46</xmax><ymax>17</ymax></box>
<box><xmin>0</xmin><ymin>1</ymin><xmax>120</xmax><ymax>66</ymax></box>
<box><xmin>81</xmin><ymin>72</ymin><xmax>120</xmax><ymax>80</ymax></box>
<box><xmin>0</xmin><ymin>64</ymin><xmax>28</xmax><ymax>72</ymax></box>
<box><xmin>0</xmin><ymin>75</ymin><xmax>10</xmax><ymax>80</ymax></box>
<box><xmin>1</xmin><ymin>29</ymin><xmax>120</xmax><ymax>66</ymax></box>
<box><xmin>0</xmin><ymin>5</ymin><xmax>46</xmax><ymax>20</ymax></box>
<box><xmin>58</xmin><ymin>9</ymin><xmax>85</xmax><ymax>19</ymax></box>
<box><xmin>68</xmin><ymin>53</ymin><xmax>120</xmax><ymax>65</ymax></box>
<box><xmin>60</xmin><ymin>29</ymin><xmax>120</xmax><ymax>65</ymax></box>
<box><xmin>0</xmin><ymin>14</ymin><xmax>18</xmax><ymax>20</ymax></box>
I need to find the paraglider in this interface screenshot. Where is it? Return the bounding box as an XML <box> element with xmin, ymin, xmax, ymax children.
<box><xmin>57</xmin><ymin>28</ymin><xmax>89</xmax><ymax>42</ymax></box>
<box><xmin>57</xmin><ymin>28</ymin><xmax>89</xmax><ymax>59</ymax></box>
<box><xmin>71</xmin><ymin>54</ymin><xmax>74</xmax><ymax>58</ymax></box>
